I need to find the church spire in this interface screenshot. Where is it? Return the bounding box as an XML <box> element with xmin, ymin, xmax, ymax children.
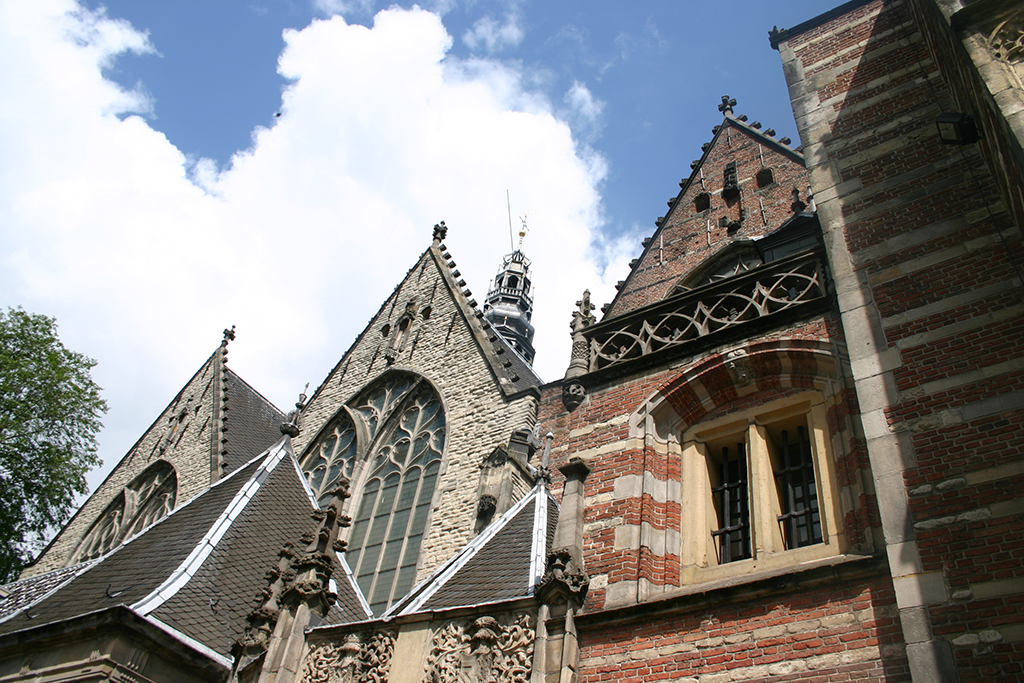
<box><xmin>483</xmin><ymin>223</ymin><xmax>537</xmax><ymax>365</ymax></box>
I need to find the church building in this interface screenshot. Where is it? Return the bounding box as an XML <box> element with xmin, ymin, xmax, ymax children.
<box><xmin>0</xmin><ymin>1</ymin><xmax>1021</xmax><ymax>682</ymax></box>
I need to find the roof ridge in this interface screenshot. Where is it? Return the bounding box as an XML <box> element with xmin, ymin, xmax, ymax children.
<box><xmin>132</xmin><ymin>438</ymin><xmax>295</xmax><ymax>615</ymax></box>
<box><xmin>388</xmin><ymin>485</ymin><xmax>544</xmax><ymax>617</ymax></box>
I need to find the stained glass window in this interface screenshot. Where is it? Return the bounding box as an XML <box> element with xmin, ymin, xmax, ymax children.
<box><xmin>301</xmin><ymin>373</ymin><xmax>446</xmax><ymax>614</ymax></box>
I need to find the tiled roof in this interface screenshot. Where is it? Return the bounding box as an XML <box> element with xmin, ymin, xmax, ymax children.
<box><xmin>0</xmin><ymin>560</ymin><xmax>98</xmax><ymax>622</ymax></box>
<box><xmin>150</xmin><ymin>449</ymin><xmax>316</xmax><ymax>656</ymax></box>
<box><xmin>224</xmin><ymin>370</ymin><xmax>286</xmax><ymax>468</ymax></box>
<box><xmin>383</xmin><ymin>485</ymin><xmax>558</xmax><ymax>618</ymax></box>
<box><xmin>483</xmin><ymin>318</ymin><xmax>545</xmax><ymax>392</ymax></box>
<box><xmin>0</xmin><ymin>453</ymin><xmax>268</xmax><ymax>636</ymax></box>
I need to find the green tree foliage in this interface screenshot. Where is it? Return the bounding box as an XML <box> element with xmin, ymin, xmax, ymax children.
<box><xmin>0</xmin><ymin>309</ymin><xmax>106</xmax><ymax>582</ymax></box>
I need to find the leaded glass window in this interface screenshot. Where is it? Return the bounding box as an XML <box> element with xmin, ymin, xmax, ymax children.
<box><xmin>300</xmin><ymin>372</ymin><xmax>446</xmax><ymax>615</ymax></box>
<box><xmin>69</xmin><ymin>461</ymin><xmax>177</xmax><ymax>565</ymax></box>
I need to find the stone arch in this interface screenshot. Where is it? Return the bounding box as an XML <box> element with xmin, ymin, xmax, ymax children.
<box><xmin>68</xmin><ymin>460</ymin><xmax>177</xmax><ymax>565</ymax></box>
<box><xmin>299</xmin><ymin>369</ymin><xmax>448</xmax><ymax>615</ymax></box>
<box><xmin>646</xmin><ymin>339</ymin><xmax>842</xmax><ymax>439</ymax></box>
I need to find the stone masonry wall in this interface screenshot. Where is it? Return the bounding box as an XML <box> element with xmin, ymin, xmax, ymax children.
<box><xmin>293</xmin><ymin>245</ymin><xmax>537</xmax><ymax>582</ymax></box>
<box><xmin>28</xmin><ymin>349</ymin><xmax>225</xmax><ymax>577</ymax></box>
<box><xmin>777</xmin><ymin>1</ymin><xmax>1024</xmax><ymax>679</ymax></box>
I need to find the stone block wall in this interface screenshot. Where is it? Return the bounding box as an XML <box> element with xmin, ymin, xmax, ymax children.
<box><xmin>775</xmin><ymin>0</ymin><xmax>1024</xmax><ymax>679</ymax></box>
<box><xmin>293</xmin><ymin>245</ymin><xmax>538</xmax><ymax>582</ymax></box>
<box><xmin>27</xmin><ymin>349</ymin><xmax>226</xmax><ymax>577</ymax></box>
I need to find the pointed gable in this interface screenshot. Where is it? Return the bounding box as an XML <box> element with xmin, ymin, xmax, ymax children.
<box><xmin>604</xmin><ymin>103</ymin><xmax>811</xmax><ymax>320</ymax></box>
<box><xmin>290</xmin><ymin>231</ymin><xmax>544</xmax><ymax>612</ymax></box>
<box><xmin>24</xmin><ymin>338</ymin><xmax>285</xmax><ymax>578</ymax></box>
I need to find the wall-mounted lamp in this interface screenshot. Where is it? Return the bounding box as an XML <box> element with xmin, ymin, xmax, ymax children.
<box><xmin>936</xmin><ymin>112</ymin><xmax>981</xmax><ymax>145</ymax></box>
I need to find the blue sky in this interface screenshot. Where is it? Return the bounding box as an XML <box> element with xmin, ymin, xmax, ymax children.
<box><xmin>0</xmin><ymin>0</ymin><xmax>842</xmax><ymax>504</ymax></box>
<box><xmin>87</xmin><ymin>0</ymin><xmax>837</xmax><ymax>244</ymax></box>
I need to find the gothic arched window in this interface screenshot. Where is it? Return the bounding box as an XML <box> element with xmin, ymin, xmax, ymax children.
<box><xmin>69</xmin><ymin>461</ymin><xmax>177</xmax><ymax>565</ymax></box>
<box><xmin>300</xmin><ymin>372</ymin><xmax>446</xmax><ymax>615</ymax></box>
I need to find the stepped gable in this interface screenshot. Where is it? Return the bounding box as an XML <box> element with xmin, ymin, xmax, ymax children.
<box><xmin>26</xmin><ymin>333</ymin><xmax>284</xmax><ymax>578</ymax></box>
<box><xmin>603</xmin><ymin>97</ymin><xmax>811</xmax><ymax>320</ymax></box>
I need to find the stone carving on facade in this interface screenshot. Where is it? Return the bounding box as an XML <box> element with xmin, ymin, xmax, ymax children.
<box><xmin>536</xmin><ymin>548</ymin><xmax>589</xmax><ymax>607</ymax></box>
<box><xmin>563</xmin><ymin>289</ymin><xmax>596</xmax><ymax>410</ymax></box>
<box><xmin>726</xmin><ymin>349</ymin><xmax>754</xmax><ymax>387</ymax></box>
<box><xmin>233</xmin><ymin>481</ymin><xmax>352</xmax><ymax>666</ymax></box>
<box><xmin>584</xmin><ymin>251</ymin><xmax>826</xmax><ymax>372</ymax></box>
<box><xmin>561</xmin><ymin>381</ymin><xmax>586</xmax><ymax>412</ymax></box>
<box><xmin>984</xmin><ymin>10</ymin><xmax>1024</xmax><ymax>65</ymax></box>
<box><xmin>423</xmin><ymin>613</ymin><xmax>535</xmax><ymax>683</ymax></box>
<box><xmin>302</xmin><ymin>630</ymin><xmax>396</xmax><ymax>683</ymax></box>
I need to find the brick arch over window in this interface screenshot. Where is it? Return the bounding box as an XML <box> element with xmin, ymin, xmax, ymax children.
<box><xmin>299</xmin><ymin>370</ymin><xmax>446</xmax><ymax>615</ymax></box>
<box><xmin>68</xmin><ymin>460</ymin><xmax>177</xmax><ymax>565</ymax></box>
<box><xmin>638</xmin><ymin>339</ymin><xmax>872</xmax><ymax>582</ymax></box>
<box><xmin>653</xmin><ymin>339</ymin><xmax>840</xmax><ymax>431</ymax></box>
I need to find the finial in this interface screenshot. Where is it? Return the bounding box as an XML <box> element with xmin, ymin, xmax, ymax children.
<box><xmin>718</xmin><ymin>95</ymin><xmax>737</xmax><ymax>115</ymax></box>
<box><xmin>571</xmin><ymin>290</ymin><xmax>596</xmax><ymax>333</ymax></box>
<box><xmin>518</xmin><ymin>214</ymin><xmax>528</xmax><ymax>249</ymax></box>
<box><xmin>222</xmin><ymin>325</ymin><xmax>236</xmax><ymax>347</ymax></box>
<box><xmin>432</xmin><ymin>221</ymin><xmax>448</xmax><ymax>245</ymax></box>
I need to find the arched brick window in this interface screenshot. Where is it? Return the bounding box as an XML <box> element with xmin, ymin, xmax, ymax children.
<box><xmin>301</xmin><ymin>372</ymin><xmax>446</xmax><ymax>614</ymax></box>
<box><xmin>69</xmin><ymin>461</ymin><xmax>177</xmax><ymax>565</ymax></box>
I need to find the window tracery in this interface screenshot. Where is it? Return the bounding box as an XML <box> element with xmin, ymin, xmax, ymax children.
<box><xmin>69</xmin><ymin>461</ymin><xmax>177</xmax><ymax>564</ymax></box>
<box><xmin>300</xmin><ymin>372</ymin><xmax>447</xmax><ymax>615</ymax></box>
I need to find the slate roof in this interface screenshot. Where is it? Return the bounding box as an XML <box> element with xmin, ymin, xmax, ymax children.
<box><xmin>380</xmin><ymin>484</ymin><xmax>558</xmax><ymax>618</ymax></box>
<box><xmin>0</xmin><ymin>560</ymin><xmax>98</xmax><ymax>621</ymax></box>
<box><xmin>0</xmin><ymin>437</ymin><xmax>373</xmax><ymax>661</ymax></box>
<box><xmin>149</xmin><ymin>449</ymin><xmax>317</xmax><ymax>656</ymax></box>
<box><xmin>224</xmin><ymin>369</ymin><xmax>287</xmax><ymax>467</ymax></box>
<box><xmin>0</xmin><ymin>452</ymin><xmax>268</xmax><ymax>636</ymax></box>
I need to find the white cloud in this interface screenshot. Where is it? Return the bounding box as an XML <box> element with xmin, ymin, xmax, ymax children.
<box><xmin>0</xmin><ymin>1</ymin><xmax>623</xmax><ymax>493</ymax></box>
<box><xmin>561</xmin><ymin>81</ymin><xmax>604</xmax><ymax>143</ymax></box>
<box><xmin>462</xmin><ymin>12</ymin><xmax>524</xmax><ymax>54</ymax></box>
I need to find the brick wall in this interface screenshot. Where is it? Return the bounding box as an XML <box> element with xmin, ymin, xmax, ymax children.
<box><xmin>607</xmin><ymin>119</ymin><xmax>810</xmax><ymax>318</ymax></box>
<box><xmin>777</xmin><ymin>0</ymin><xmax>1024</xmax><ymax>679</ymax></box>
<box><xmin>577</xmin><ymin>573</ymin><xmax>910</xmax><ymax>683</ymax></box>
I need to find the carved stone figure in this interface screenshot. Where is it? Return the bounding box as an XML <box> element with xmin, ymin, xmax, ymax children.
<box><xmin>562</xmin><ymin>381</ymin><xmax>586</xmax><ymax>412</ymax></box>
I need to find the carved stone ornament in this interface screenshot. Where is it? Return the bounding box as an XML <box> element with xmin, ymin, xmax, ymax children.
<box><xmin>302</xmin><ymin>630</ymin><xmax>397</xmax><ymax>683</ymax></box>
<box><xmin>726</xmin><ymin>350</ymin><xmax>754</xmax><ymax>387</ymax></box>
<box><xmin>984</xmin><ymin>10</ymin><xmax>1024</xmax><ymax>65</ymax></box>
<box><xmin>536</xmin><ymin>548</ymin><xmax>589</xmax><ymax>607</ymax></box>
<box><xmin>562</xmin><ymin>381</ymin><xmax>586</xmax><ymax>412</ymax></box>
<box><xmin>477</xmin><ymin>495</ymin><xmax>497</xmax><ymax>519</ymax></box>
<box><xmin>424</xmin><ymin>613</ymin><xmax>535</xmax><ymax>683</ymax></box>
<box><xmin>234</xmin><ymin>482</ymin><xmax>352</xmax><ymax>663</ymax></box>
<box><xmin>433</xmin><ymin>221</ymin><xmax>448</xmax><ymax>243</ymax></box>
